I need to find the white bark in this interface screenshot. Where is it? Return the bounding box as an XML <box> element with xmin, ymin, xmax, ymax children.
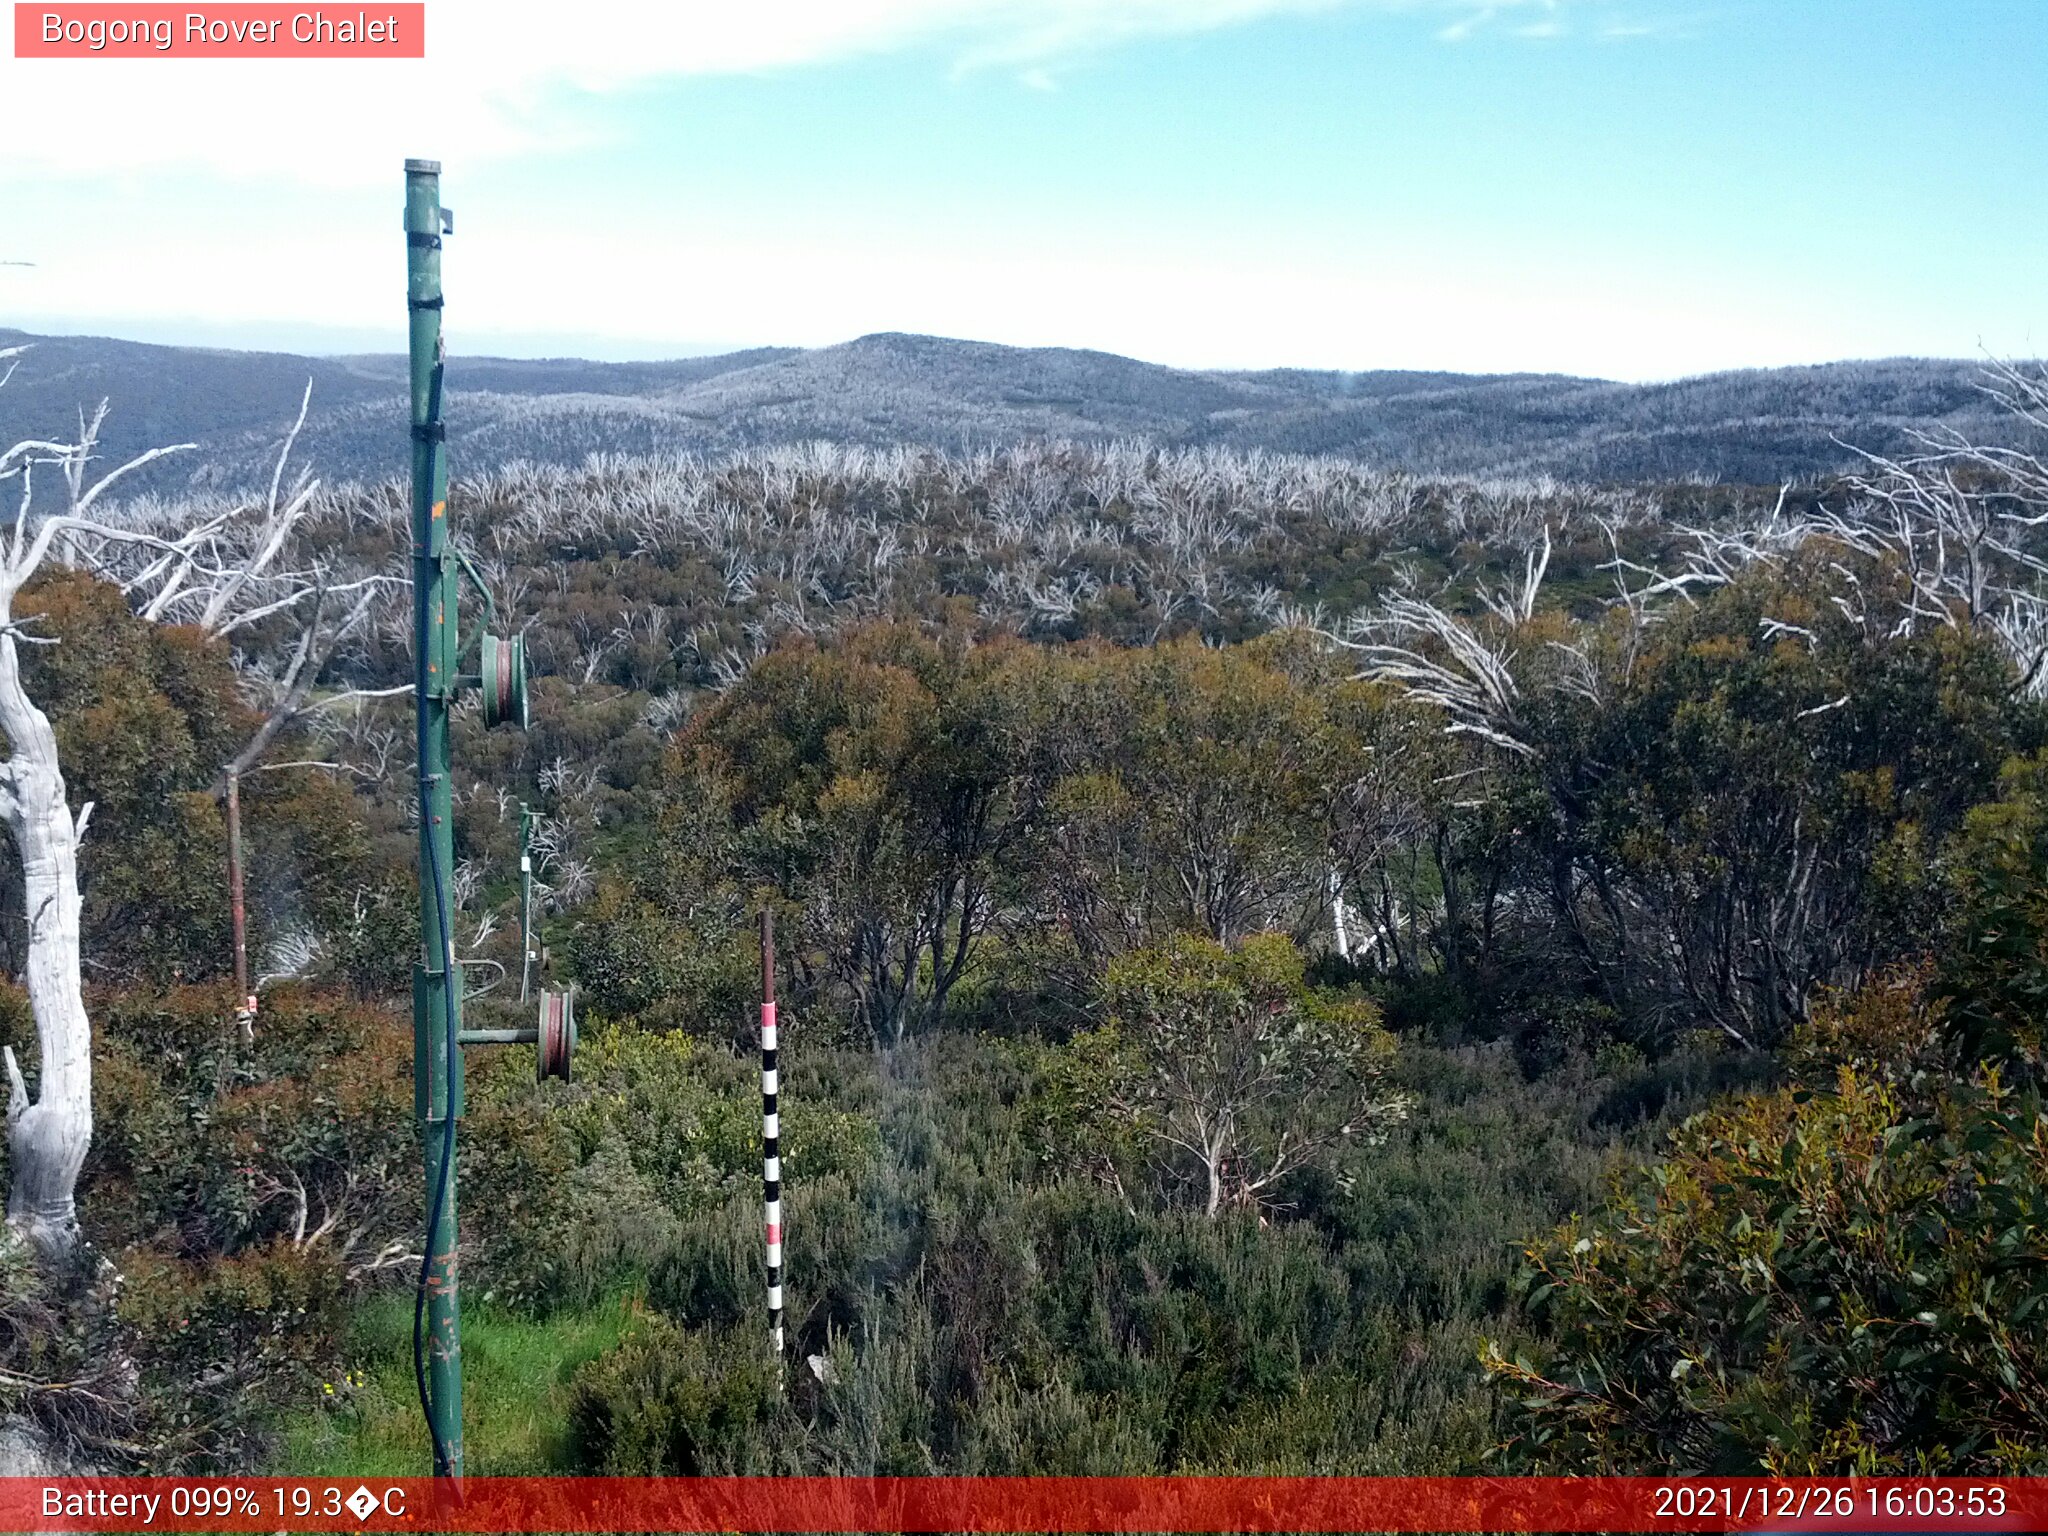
<box><xmin>0</xmin><ymin>605</ymin><xmax>91</xmax><ymax>1257</ymax></box>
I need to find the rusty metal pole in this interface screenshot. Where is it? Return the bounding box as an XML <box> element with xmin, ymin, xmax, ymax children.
<box><xmin>226</xmin><ymin>766</ymin><xmax>252</xmax><ymax>1041</ymax></box>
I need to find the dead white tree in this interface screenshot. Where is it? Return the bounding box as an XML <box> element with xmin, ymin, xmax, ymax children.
<box><xmin>0</xmin><ymin>358</ymin><xmax>395</xmax><ymax>1254</ymax></box>
<box><xmin>1324</xmin><ymin>362</ymin><xmax>2048</xmax><ymax>1049</ymax></box>
<box><xmin>1595</xmin><ymin>363</ymin><xmax>2048</xmax><ymax>689</ymax></box>
<box><xmin>169</xmin><ymin>387</ymin><xmax>410</xmax><ymax>1027</ymax></box>
<box><xmin>1331</xmin><ymin>539</ymin><xmax>1554</xmax><ymax>761</ymax></box>
<box><xmin>1824</xmin><ymin>360</ymin><xmax>2048</xmax><ymax>691</ymax></box>
<box><xmin>0</xmin><ymin>357</ymin><xmax>194</xmax><ymax>1256</ymax></box>
<box><xmin>84</xmin><ymin>383</ymin><xmax>408</xmax><ymax>1025</ymax></box>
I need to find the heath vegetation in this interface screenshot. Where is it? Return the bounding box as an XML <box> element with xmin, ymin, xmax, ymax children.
<box><xmin>3</xmin><ymin>351</ymin><xmax>2046</xmax><ymax>1475</ymax></box>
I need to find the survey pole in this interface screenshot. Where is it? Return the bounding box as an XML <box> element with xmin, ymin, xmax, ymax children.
<box><xmin>406</xmin><ymin>156</ymin><xmax>463</xmax><ymax>1481</ymax></box>
<box><xmin>519</xmin><ymin>803</ymin><xmax>536</xmax><ymax>1003</ymax></box>
<box><xmin>761</xmin><ymin>909</ymin><xmax>784</xmax><ymax>1382</ymax></box>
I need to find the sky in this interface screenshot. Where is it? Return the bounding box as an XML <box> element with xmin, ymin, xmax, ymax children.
<box><xmin>1</xmin><ymin>0</ymin><xmax>2042</xmax><ymax>379</ymax></box>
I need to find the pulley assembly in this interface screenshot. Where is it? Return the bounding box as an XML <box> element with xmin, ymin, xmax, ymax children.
<box><xmin>453</xmin><ymin>985</ymin><xmax>576</xmax><ymax>1082</ymax></box>
<box><xmin>536</xmin><ymin>987</ymin><xmax>575</xmax><ymax>1083</ymax></box>
<box><xmin>480</xmin><ymin>631</ymin><xmax>529</xmax><ymax>730</ymax></box>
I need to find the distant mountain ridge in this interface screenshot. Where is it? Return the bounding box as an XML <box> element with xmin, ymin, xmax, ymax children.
<box><xmin>0</xmin><ymin>326</ymin><xmax>2027</xmax><ymax>495</ymax></box>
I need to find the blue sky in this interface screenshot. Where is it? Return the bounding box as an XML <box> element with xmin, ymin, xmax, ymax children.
<box><xmin>1</xmin><ymin>0</ymin><xmax>2041</xmax><ymax>378</ymax></box>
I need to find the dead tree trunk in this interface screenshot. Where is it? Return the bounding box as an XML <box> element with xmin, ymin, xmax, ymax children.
<box><xmin>0</xmin><ymin>620</ymin><xmax>92</xmax><ymax>1259</ymax></box>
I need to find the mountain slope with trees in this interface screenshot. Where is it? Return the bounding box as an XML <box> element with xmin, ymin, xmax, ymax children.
<box><xmin>0</xmin><ymin>327</ymin><xmax>2028</xmax><ymax>499</ymax></box>
<box><xmin>2</xmin><ymin>347</ymin><xmax>2045</xmax><ymax>1478</ymax></box>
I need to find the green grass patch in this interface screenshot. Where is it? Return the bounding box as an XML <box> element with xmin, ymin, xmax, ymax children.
<box><xmin>277</xmin><ymin>1289</ymin><xmax>644</xmax><ymax>1475</ymax></box>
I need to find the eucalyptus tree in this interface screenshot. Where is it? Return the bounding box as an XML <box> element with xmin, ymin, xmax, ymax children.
<box><xmin>1097</xmin><ymin>932</ymin><xmax>1410</xmax><ymax>1217</ymax></box>
<box><xmin>670</xmin><ymin>621</ymin><xmax>1054</xmax><ymax>1047</ymax></box>
<box><xmin>1335</xmin><ymin>363</ymin><xmax>2048</xmax><ymax>1049</ymax></box>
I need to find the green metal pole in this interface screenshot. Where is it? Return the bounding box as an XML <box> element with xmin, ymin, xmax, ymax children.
<box><xmin>405</xmin><ymin>157</ymin><xmax>464</xmax><ymax>1481</ymax></box>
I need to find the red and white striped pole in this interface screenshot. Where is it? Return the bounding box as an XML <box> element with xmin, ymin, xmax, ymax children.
<box><xmin>759</xmin><ymin>909</ymin><xmax>785</xmax><ymax>1378</ymax></box>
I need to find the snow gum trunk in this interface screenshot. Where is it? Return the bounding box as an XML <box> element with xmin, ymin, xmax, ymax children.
<box><xmin>0</xmin><ymin>619</ymin><xmax>92</xmax><ymax>1258</ymax></box>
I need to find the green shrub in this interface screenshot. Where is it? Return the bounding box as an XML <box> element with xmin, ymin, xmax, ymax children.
<box><xmin>464</xmin><ymin>1026</ymin><xmax>877</xmax><ymax>1309</ymax></box>
<box><xmin>566</xmin><ymin>1313</ymin><xmax>780</xmax><ymax>1473</ymax></box>
<box><xmin>1487</xmin><ymin>975</ymin><xmax>2048</xmax><ymax>1473</ymax></box>
<box><xmin>118</xmin><ymin>1242</ymin><xmax>349</xmax><ymax>1468</ymax></box>
<box><xmin>1938</xmin><ymin>749</ymin><xmax>2048</xmax><ymax>1074</ymax></box>
<box><xmin>88</xmin><ymin>985</ymin><xmax>413</xmax><ymax>1267</ymax></box>
<box><xmin>1058</xmin><ymin>933</ymin><xmax>1409</xmax><ymax>1215</ymax></box>
<box><xmin>566</xmin><ymin>878</ymin><xmax>756</xmax><ymax>1041</ymax></box>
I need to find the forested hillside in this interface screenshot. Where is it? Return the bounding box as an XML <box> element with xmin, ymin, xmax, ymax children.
<box><xmin>0</xmin><ymin>327</ymin><xmax>2028</xmax><ymax>499</ymax></box>
<box><xmin>2</xmin><ymin>357</ymin><xmax>2045</xmax><ymax>1477</ymax></box>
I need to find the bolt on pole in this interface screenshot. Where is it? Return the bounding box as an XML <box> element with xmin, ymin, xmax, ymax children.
<box><xmin>406</xmin><ymin>155</ymin><xmax>464</xmax><ymax>1482</ymax></box>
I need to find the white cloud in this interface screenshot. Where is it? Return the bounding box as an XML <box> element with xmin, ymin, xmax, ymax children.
<box><xmin>5</xmin><ymin>188</ymin><xmax>1974</xmax><ymax>383</ymax></box>
<box><xmin>0</xmin><ymin>0</ymin><xmax>1519</xmax><ymax>184</ymax></box>
<box><xmin>4</xmin><ymin>0</ymin><xmax>1888</xmax><ymax>385</ymax></box>
<box><xmin>1442</xmin><ymin>0</ymin><xmax>1676</xmax><ymax>42</ymax></box>
<box><xmin>1436</xmin><ymin>7</ymin><xmax>1496</xmax><ymax>41</ymax></box>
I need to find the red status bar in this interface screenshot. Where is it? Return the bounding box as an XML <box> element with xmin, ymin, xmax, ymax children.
<box><xmin>4</xmin><ymin>1477</ymin><xmax>2045</xmax><ymax>1533</ymax></box>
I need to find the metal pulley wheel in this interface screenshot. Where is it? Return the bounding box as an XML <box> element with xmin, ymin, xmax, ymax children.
<box><xmin>480</xmin><ymin>632</ymin><xmax>530</xmax><ymax>730</ymax></box>
<box><xmin>537</xmin><ymin>987</ymin><xmax>575</xmax><ymax>1083</ymax></box>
